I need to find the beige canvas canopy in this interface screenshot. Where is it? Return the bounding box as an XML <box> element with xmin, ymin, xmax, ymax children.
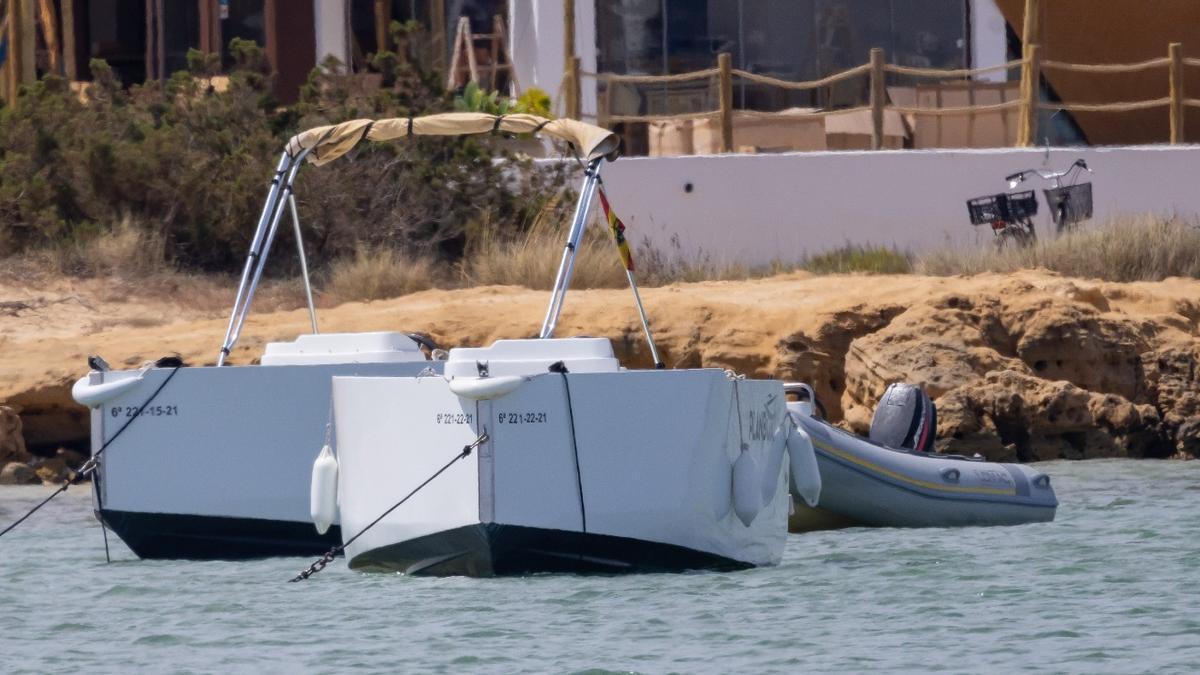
<box><xmin>285</xmin><ymin>112</ymin><xmax>620</xmax><ymax>166</ymax></box>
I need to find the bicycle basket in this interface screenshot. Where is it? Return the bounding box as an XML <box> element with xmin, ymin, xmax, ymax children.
<box><xmin>1043</xmin><ymin>182</ymin><xmax>1093</xmax><ymax>226</ymax></box>
<box><xmin>967</xmin><ymin>194</ymin><xmax>1008</xmax><ymax>225</ymax></box>
<box><xmin>967</xmin><ymin>191</ymin><xmax>1038</xmax><ymax>226</ymax></box>
<box><xmin>1005</xmin><ymin>190</ymin><xmax>1038</xmax><ymax>220</ymax></box>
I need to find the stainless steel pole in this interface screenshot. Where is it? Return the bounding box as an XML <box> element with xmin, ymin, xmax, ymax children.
<box><xmin>540</xmin><ymin>159</ymin><xmax>602</xmax><ymax>339</ymax></box>
<box><xmin>217</xmin><ymin>152</ymin><xmax>292</xmax><ymax>365</ymax></box>
<box><xmin>228</xmin><ymin>155</ymin><xmax>306</xmax><ymax>349</ymax></box>
<box><xmin>289</xmin><ymin>194</ymin><xmax>319</xmax><ymax>334</ymax></box>
<box><xmin>626</xmin><ymin>270</ymin><xmax>663</xmax><ymax>368</ymax></box>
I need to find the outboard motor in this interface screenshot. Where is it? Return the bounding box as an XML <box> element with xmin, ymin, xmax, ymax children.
<box><xmin>869</xmin><ymin>383</ymin><xmax>937</xmax><ymax>452</ymax></box>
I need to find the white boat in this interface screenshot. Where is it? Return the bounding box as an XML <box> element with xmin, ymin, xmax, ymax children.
<box><xmin>313</xmin><ymin>116</ymin><xmax>823</xmax><ymax>576</ymax></box>
<box><xmin>71</xmin><ymin>123</ymin><xmax>449</xmax><ymax>556</ymax></box>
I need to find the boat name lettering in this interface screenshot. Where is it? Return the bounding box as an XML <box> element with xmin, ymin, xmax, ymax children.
<box><xmin>436</xmin><ymin>412</ymin><xmax>474</xmax><ymax>425</ymax></box>
<box><xmin>110</xmin><ymin>405</ymin><xmax>179</xmax><ymax>418</ymax></box>
<box><xmin>747</xmin><ymin>410</ymin><xmax>774</xmax><ymax>442</ymax></box>
<box><xmin>973</xmin><ymin>468</ymin><xmax>1014</xmax><ymax>485</ymax></box>
<box><xmin>498</xmin><ymin>411</ymin><xmax>548</xmax><ymax>425</ymax></box>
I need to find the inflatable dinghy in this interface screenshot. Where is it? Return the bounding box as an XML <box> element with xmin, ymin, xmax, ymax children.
<box><xmin>785</xmin><ymin>383</ymin><xmax>1057</xmax><ymax>531</ymax></box>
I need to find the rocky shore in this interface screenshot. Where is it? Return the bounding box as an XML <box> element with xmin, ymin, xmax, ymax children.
<box><xmin>1</xmin><ymin>270</ymin><xmax>1197</xmax><ymax>481</ymax></box>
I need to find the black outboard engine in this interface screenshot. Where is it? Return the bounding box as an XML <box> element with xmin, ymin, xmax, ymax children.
<box><xmin>869</xmin><ymin>383</ymin><xmax>937</xmax><ymax>452</ymax></box>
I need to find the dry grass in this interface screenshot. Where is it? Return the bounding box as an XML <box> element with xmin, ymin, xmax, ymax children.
<box><xmin>325</xmin><ymin>245</ymin><xmax>444</xmax><ymax>302</ymax></box>
<box><xmin>917</xmin><ymin>215</ymin><xmax>1200</xmax><ymax>281</ymax></box>
<box><xmin>461</xmin><ymin>199</ymin><xmax>627</xmax><ymax>290</ymax></box>
<box><xmin>33</xmin><ymin>216</ymin><xmax>170</xmax><ymax>279</ymax></box>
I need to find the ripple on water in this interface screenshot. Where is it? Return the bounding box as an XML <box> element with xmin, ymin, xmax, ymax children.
<box><xmin>1</xmin><ymin>460</ymin><xmax>1199</xmax><ymax>673</ymax></box>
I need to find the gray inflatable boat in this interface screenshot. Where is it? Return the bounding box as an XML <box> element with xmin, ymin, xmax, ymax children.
<box><xmin>785</xmin><ymin>383</ymin><xmax>1057</xmax><ymax>532</ymax></box>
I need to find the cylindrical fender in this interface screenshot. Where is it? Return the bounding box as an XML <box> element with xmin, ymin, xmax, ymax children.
<box><xmin>71</xmin><ymin>375</ymin><xmax>142</xmax><ymax>408</ymax></box>
<box><xmin>759</xmin><ymin>424</ymin><xmax>789</xmax><ymax>508</ymax></box>
<box><xmin>731</xmin><ymin>450</ymin><xmax>762</xmax><ymax>527</ymax></box>
<box><xmin>787</xmin><ymin>423</ymin><xmax>822</xmax><ymax>507</ymax></box>
<box><xmin>310</xmin><ymin>444</ymin><xmax>339</xmax><ymax>534</ymax></box>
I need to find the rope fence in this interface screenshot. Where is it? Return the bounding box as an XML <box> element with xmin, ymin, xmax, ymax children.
<box><xmin>562</xmin><ymin>41</ymin><xmax>1200</xmax><ymax>152</ymax></box>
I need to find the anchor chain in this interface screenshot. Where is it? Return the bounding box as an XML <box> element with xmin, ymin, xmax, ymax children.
<box><xmin>290</xmin><ymin>432</ymin><xmax>489</xmax><ymax>582</ymax></box>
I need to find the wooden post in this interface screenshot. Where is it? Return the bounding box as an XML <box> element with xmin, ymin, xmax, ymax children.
<box><xmin>62</xmin><ymin>0</ymin><xmax>76</xmax><ymax>80</ymax></box>
<box><xmin>718</xmin><ymin>52</ymin><xmax>733</xmax><ymax>153</ymax></box>
<box><xmin>18</xmin><ymin>0</ymin><xmax>35</xmax><ymax>84</ymax></box>
<box><xmin>1018</xmin><ymin>43</ymin><xmax>1040</xmax><ymax>146</ymax></box>
<box><xmin>1021</xmin><ymin>0</ymin><xmax>1041</xmax><ymax>56</ymax></box>
<box><xmin>3</xmin><ymin>0</ymin><xmax>16</xmax><ymax>102</ymax></box>
<box><xmin>565</xmin><ymin>55</ymin><xmax>581</xmax><ymax>119</ymax></box>
<box><xmin>431</xmin><ymin>0</ymin><xmax>446</xmax><ymax>74</ymax></box>
<box><xmin>489</xmin><ymin>14</ymin><xmax>501</xmax><ymax>90</ymax></box>
<box><xmin>156</xmin><ymin>0</ymin><xmax>165</xmax><ymax>80</ymax></box>
<box><xmin>869</xmin><ymin>48</ymin><xmax>886</xmax><ymax>150</ymax></box>
<box><xmin>37</xmin><ymin>0</ymin><xmax>60</xmax><ymax>74</ymax></box>
<box><xmin>1170</xmin><ymin>42</ymin><xmax>1184</xmax><ymax>144</ymax></box>
<box><xmin>374</xmin><ymin>0</ymin><xmax>390</xmax><ymax>53</ymax></box>
<box><xmin>145</xmin><ymin>0</ymin><xmax>155</xmax><ymax>80</ymax></box>
<box><xmin>564</xmin><ymin>0</ymin><xmax>575</xmax><ymax>64</ymax></box>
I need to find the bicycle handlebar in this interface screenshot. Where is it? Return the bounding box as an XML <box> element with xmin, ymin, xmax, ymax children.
<box><xmin>1005</xmin><ymin>159</ymin><xmax>1092</xmax><ymax>186</ymax></box>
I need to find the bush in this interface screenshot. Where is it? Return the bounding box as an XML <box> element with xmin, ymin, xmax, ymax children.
<box><xmin>0</xmin><ymin>37</ymin><xmax>570</xmax><ymax>275</ymax></box>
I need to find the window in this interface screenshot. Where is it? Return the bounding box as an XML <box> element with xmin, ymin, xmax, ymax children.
<box><xmin>596</xmin><ymin>0</ymin><xmax>968</xmax><ymax>115</ymax></box>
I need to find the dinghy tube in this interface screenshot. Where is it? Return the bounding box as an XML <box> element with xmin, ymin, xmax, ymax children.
<box><xmin>310</xmin><ymin>444</ymin><xmax>338</xmax><ymax>535</ymax></box>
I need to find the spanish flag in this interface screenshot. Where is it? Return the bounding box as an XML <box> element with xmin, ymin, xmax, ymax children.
<box><xmin>597</xmin><ymin>186</ymin><xmax>634</xmax><ymax>272</ymax></box>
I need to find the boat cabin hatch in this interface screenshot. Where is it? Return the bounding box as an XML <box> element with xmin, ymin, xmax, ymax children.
<box><xmin>444</xmin><ymin>338</ymin><xmax>621</xmax><ymax>378</ymax></box>
<box><xmin>260</xmin><ymin>332</ymin><xmax>428</xmax><ymax>366</ymax></box>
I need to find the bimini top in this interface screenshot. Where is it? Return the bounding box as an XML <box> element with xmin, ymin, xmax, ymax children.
<box><xmin>284</xmin><ymin>112</ymin><xmax>620</xmax><ymax>166</ymax></box>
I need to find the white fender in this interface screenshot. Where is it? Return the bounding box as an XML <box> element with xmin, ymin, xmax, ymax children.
<box><xmin>71</xmin><ymin>375</ymin><xmax>142</xmax><ymax>408</ymax></box>
<box><xmin>447</xmin><ymin>375</ymin><xmax>525</xmax><ymax>400</ymax></box>
<box><xmin>759</xmin><ymin>424</ymin><xmax>790</xmax><ymax>507</ymax></box>
<box><xmin>731</xmin><ymin>450</ymin><xmax>761</xmax><ymax>527</ymax></box>
<box><xmin>787</xmin><ymin>423</ymin><xmax>822</xmax><ymax>507</ymax></box>
<box><xmin>310</xmin><ymin>444</ymin><xmax>338</xmax><ymax>534</ymax></box>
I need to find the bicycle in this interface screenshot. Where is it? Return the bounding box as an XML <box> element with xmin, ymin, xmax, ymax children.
<box><xmin>1005</xmin><ymin>159</ymin><xmax>1094</xmax><ymax>234</ymax></box>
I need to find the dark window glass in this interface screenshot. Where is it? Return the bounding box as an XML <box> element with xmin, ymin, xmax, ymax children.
<box><xmin>595</xmin><ymin>0</ymin><xmax>968</xmax><ymax>114</ymax></box>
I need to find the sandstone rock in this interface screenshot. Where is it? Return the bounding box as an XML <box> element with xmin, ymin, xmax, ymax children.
<box><xmin>841</xmin><ymin>293</ymin><xmax>1026</xmax><ymax>433</ymax></box>
<box><xmin>1142</xmin><ymin>345</ymin><xmax>1200</xmax><ymax>458</ymax></box>
<box><xmin>33</xmin><ymin>456</ymin><xmax>69</xmax><ymax>483</ymax></box>
<box><xmin>3</xmin><ymin>270</ymin><xmax>1199</xmax><ymax>463</ymax></box>
<box><xmin>0</xmin><ymin>461</ymin><xmax>39</xmax><ymax>485</ymax></box>
<box><xmin>0</xmin><ymin>406</ymin><xmax>31</xmax><ymax>464</ymax></box>
<box><xmin>936</xmin><ymin>370</ymin><xmax>1169</xmax><ymax>462</ymax></box>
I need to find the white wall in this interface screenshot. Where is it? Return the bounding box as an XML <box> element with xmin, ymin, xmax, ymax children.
<box><xmin>313</xmin><ymin>0</ymin><xmax>349</xmax><ymax>67</ymax></box>
<box><xmin>584</xmin><ymin>145</ymin><xmax>1200</xmax><ymax>266</ymax></box>
<box><xmin>509</xmin><ymin>1</ymin><xmax>597</xmax><ymax>117</ymax></box>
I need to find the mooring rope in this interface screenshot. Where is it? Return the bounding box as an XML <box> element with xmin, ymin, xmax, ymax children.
<box><xmin>0</xmin><ymin>365</ymin><xmax>182</xmax><ymax>540</ymax></box>
<box><xmin>289</xmin><ymin>432</ymin><xmax>489</xmax><ymax>582</ymax></box>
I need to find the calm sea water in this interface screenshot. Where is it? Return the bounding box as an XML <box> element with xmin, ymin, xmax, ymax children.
<box><xmin>0</xmin><ymin>459</ymin><xmax>1197</xmax><ymax>674</ymax></box>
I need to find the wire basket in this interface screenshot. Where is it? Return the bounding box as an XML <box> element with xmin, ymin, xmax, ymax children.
<box><xmin>966</xmin><ymin>190</ymin><xmax>1038</xmax><ymax>226</ymax></box>
<box><xmin>1043</xmin><ymin>182</ymin><xmax>1093</xmax><ymax>226</ymax></box>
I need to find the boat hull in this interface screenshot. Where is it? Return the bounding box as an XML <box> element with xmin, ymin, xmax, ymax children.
<box><xmin>86</xmin><ymin>361</ymin><xmax>436</xmax><ymax>559</ymax></box>
<box><xmin>97</xmin><ymin>509</ymin><xmax>340</xmax><ymax>560</ymax></box>
<box><xmin>789</xmin><ymin>414</ymin><xmax>1057</xmax><ymax>531</ymax></box>
<box><xmin>350</xmin><ymin>523</ymin><xmax>750</xmax><ymax>576</ymax></box>
<box><xmin>333</xmin><ymin>369</ymin><xmax>793</xmax><ymax>577</ymax></box>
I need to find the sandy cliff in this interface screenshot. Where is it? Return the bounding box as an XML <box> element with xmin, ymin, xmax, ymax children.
<box><xmin>2</xmin><ymin>270</ymin><xmax>1198</xmax><ymax>468</ymax></box>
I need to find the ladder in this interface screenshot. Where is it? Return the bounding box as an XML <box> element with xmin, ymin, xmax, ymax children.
<box><xmin>446</xmin><ymin>14</ymin><xmax>519</xmax><ymax>96</ymax></box>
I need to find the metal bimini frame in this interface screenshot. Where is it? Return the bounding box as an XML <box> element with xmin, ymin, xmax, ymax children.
<box><xmin>540</xmin><ymin>158</ymin><xmax>603</xmax><ymax>339</ymax></box>
<box><xmin>539</xmin><ymin>158</ymin><xmax>663</xmax><ymax>367</ymax></box>
<box><xmin>216</xmin><ymin>148</ymin><xmax>320</xmax><ymax>365</ymax></box>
